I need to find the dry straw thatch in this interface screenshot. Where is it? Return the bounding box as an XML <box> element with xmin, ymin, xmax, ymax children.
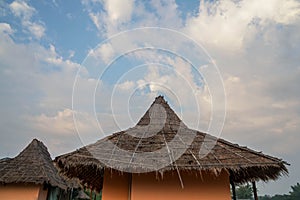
<box><xmin>56</xmin><ymin>96</ymin><xmax>288</xmax><ymax>191</ymax></box>
<box><xmin>0</xmin><ymin>139</ymin><xmax>68</xmax><ymax>189</ymax></box>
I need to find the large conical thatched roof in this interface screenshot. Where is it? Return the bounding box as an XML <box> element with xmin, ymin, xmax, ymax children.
<box><xmin>0</xmin><ymin>139</ymin><xmax>68</xmax><ymax>189</ymax></box>
<box><xmin>55</xmin><ymin>96</ymin><xmax>288</xmax><ymax>191</ymax></box>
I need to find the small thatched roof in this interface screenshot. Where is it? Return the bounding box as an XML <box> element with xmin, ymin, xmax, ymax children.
<box><xmin>55</xmin><ymin>96</ymin><xmax>288</xmax><ymax>191</ymax></box>
<box><xmin>0</xmin><ymin>139</ymin><xmax>68</xmax><ymax>189</ymax></box>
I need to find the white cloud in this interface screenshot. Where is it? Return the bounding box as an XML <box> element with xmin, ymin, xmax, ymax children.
<box><xmin>28</xmin><ymin>109</ymin><xmax>75</xmax><ymax>135</ymax></box>
<box><xmin>27</xmin><ymin>109</ymin><xmax>100</xmax><ymax>139</ymax></box>
<box><xmin>0</xmin><ymin>28</ymin><xmax>85</xmax><ymax>156</ymax></box>
<box><xmin>9</xmin><ymin>0</ymin><xmax>35</xmax><ymax>19</ymax></box>
<box><xmin>185</xmin><ymin>0</ymin><xmax>300</xmax><ymax>51</ymax></box>
<box><xmin>85</xmin><ymin>0</ymin><xmax>182</xmax><ymax>37</ymax></box>
<box><xmin>0</xmin><ymin>29</ymin><xmax>81</xmax><ymax>120</ymax></box>
<box><xmin>0</xmin><ymin>23</ymin><xmax>14</xmax><ymax>35</ymax></box>
<box><xmin>26</xmin><ymin>21</ymin><xmax>45</xmax><ymax>39</ymax></box>
<box><xmin>9</xmin><ymin>0</ymin><xmax>45</xmax><ymax>39</ymax></box>
<box><xmin>104</xmin><ymin>0</ymin><xmax>133</xmax><ymax>23</ymax></box>
<box><xmin>25</xmin><ymin>108</ymin><xmax>103</xmax><ymax>155</ymax></box>
<box><xmin>89</xmin><ymin>12</ymin><xmax>102</xmax><ymax>31</ymax></box>
<box><xmin>42</xmin><ymin>44</ymin><xmax>80</xmax><ymax>71</ymax></box>
<box><xmin>259</xmin><ymin>0</ymin><xmax>300</xmax><ymax>24</ymax></box>
<box><xmin>95</xmin><ymin>42</ymin><xmax>115</xmax><ymax>64</ymax></box>
<box><xmin>86</xmin><ymin>0</ymin><xmax>134</xmax><ymax>36</ymax></box>
<box><xmin>116</xmin><ymin>80</ymin><xmax>135</xmax><ymax>91</ymax></box>
<box><xmin>120</xmin><ymin>55</ymin><xmax>213</xmax><ymax>130</ymax></box>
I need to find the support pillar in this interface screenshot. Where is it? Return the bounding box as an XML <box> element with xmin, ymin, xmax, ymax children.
<box><xmin>230</xmin><ymin>178</ymin><xmax>236</xmax><ymax>200</ymax></box>
<box><xmin>128</xmin><ymin>173</ymin><xmax>132</xmax><ymax>200</ymax></box>
<box><xmin>252</xmin><ymin>181</ymin><xmax>258</xmax><ymax>200</ymax></box>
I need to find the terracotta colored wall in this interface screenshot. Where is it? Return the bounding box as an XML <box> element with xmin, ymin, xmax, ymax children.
<box><xmin>131</xmin><ymin>170</ymin><xmax>231</xmax><ymax>200</ymax></box>
<box><xmin>102</xmin><ymin>170</ymin><xmax>231</xmax><ymax>200</ymax></box>
<box><xmin>102</xmin><ymin>169</ymin><xmax>130</xmax><ymax>200</ymax></box>
<box><xmin>0</xmin><ymin>184</ymin><xmax>48</xmax><ymax>200</ymax></box>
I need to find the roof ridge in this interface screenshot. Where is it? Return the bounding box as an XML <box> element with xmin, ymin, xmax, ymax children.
<box><xmin>136</xmin><ymin>95</ymin><xmax>185</xmax><ymax>127</ymax></box>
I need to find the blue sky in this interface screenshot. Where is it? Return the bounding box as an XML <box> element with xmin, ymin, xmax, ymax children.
<box><xmin>1</xmin><ymin>0</ymin><xmax>300</xmax><ymax>196</ymax></box>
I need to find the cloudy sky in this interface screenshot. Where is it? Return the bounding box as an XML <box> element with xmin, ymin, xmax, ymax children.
<box><xmin>1</xmin><ymin>0</ymin><xmax>300</xmax><ymax>196</ymax></box>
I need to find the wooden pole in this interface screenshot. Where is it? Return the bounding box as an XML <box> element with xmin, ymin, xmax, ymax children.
<box><xmin>128</xmin><ymin>173</ymin><xmax>132</xmax><ymax>200</ymax></box>
<box><xmin>252</xmin><ymin>181</ymin><xmax>258</xmax><ymax>200</ymax></box>
<box><xmin>230</xmin><ymin>178</ymin><xmax>237</xmax><ymax>200</ymax></box>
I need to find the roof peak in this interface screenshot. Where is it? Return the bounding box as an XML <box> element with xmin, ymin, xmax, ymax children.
<box><xmin>18</xmin><ymin>138</ymin><xmax>47</xmax><ymax>157</ymax></box>
<box><xmin>32</xmin><ymin>138</ymin><xmax>40</xmax><ymax>142</ymax></box>
<box><xmin>153</xmin><ymin>95</ymin><xmax>167</xmax><ymax>104</ymax></box>
<box><xmin>0</xmin><ymin>139</ymin><xmax>68</xmax><ymax>188</ymax></box>
<box><xmin>136</xmin><ymin>95</ymin><xmax>185</xmax><ymax>128</ymax></box>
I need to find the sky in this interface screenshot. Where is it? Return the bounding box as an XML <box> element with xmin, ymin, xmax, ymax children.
<box><xmin>1</xmin><ymin>0</ymin><xmax>300</xmax><ymax>196</ymax></box>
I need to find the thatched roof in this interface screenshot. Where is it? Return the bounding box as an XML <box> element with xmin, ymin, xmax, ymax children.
<box><xmin>0</xmin><ymin>139</ymin><xmax>68</xmax><ymax>189</ymax></box>
<box><xmin>55</xmin><ymin>96</ymin><xmax>288</xmax><ymax>191</ymax></box>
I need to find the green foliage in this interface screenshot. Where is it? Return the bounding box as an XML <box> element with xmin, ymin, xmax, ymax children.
<box><xmin>236</xmin><ymin>183</ymin><xmax>253</xmax><ymax>199</ymax></box>
<box><xmin>259</xmin><ymin>195</ymin><xmax>272</xmax><ymax>200</ymax></box>
<box><xmin>258</xmin><ymin>183</ymin><xmax>300</xmax><ymax>200</ymax></box>
<box><xmin>289</xmin><ymin>182</ymin><xmax>300</xmax><ymax>199</ymax></box>
<box><xmin>259</xmin><ymin>194</ymin><xmax>289</xmax><ymax>200</ymax></box>
<box><xmin>83</xmin><ymin>189</ymin><xmax>102</xmax><ymax>200</ymax></box>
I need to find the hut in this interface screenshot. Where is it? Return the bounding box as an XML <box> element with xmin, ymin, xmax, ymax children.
<box><xmin>56</xmin><ymin>96</ymin><xmax>288</xmax><ymax>200</ymax></box>
<box><xmin>0</xmin><ymin>139</ymin><xmax>70</xmax><ymax>200</ymax></box>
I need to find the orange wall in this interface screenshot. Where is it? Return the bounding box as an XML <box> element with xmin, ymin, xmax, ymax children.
<box><xmin>131</xmin><ymin>170</ymin><xmax>231</xmax><ymax>200</ymax></box>
<box><xmin>102</xmin><ymin>170</ymin><xmax>231</xmax><ymax>200</ymax></box>
<box><xmin>102</xmin><ymin>169</ymin><xmax>130</xmax><ymax>200</ymax></box>
<box><xmin>0</xmin><ymin>184</ymin><xmax>48</xmax><ymax>200</ymax></box>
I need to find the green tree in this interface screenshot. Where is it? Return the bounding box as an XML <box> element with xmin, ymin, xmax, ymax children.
<box><xmin>236</xmin><ymin>183</ymin><xmax>253</xmax><ymax>199</ymax></box>
<box><xmin>259</xmin><ymin>195</ymin><xmax>272</xmax><ymax>200</ymax></box>
<box><xmin>289</xmin><ymin>183</ymin><xmax>300</xmax><ymax>200</ymax></box>
<box><xmin>258</xmin><ymin>183</ymin><xmax>300</xmax><ymax>200</ymax></box>
<box><xmin>272</xmin><ymin>194</ymin><xmax>290</xmax><ymax>200</ymax></box>
<box><xmin>259</xmin><ymin>194</ymin><xmax>289</xmax><ymax>200</ymax></box>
